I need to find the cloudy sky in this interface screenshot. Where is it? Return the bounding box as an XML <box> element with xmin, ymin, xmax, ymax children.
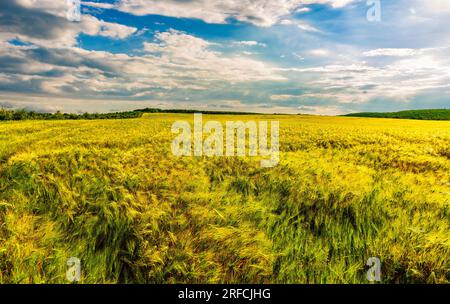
<box><xmin>0</xmin><ymin>0</ymin><xmax>449</xmax><ymax>114</ymax></box>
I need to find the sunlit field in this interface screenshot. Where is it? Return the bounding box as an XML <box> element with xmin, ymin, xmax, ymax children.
<box><xmin>0</xmin><ymin>114</ymin><xmax>449</xmax><ymax>283</ymax></box>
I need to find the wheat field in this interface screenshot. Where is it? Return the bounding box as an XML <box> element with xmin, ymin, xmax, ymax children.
<box><xmin>0</xmin><ymin>114</ymin><xmax>449</xmax><ymax>283</ymax></box>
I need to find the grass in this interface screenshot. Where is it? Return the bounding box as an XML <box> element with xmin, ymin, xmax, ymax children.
<box><xmin>0</xmin><ymin>114</ymin><xmax>449</xmax><ymax>283</ymax></box>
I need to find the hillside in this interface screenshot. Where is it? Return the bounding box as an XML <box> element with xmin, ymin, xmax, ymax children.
<box><xmin>343</xmin><ymin>109</ymin><xmax>450</xmax><ymax>120</ymax></box>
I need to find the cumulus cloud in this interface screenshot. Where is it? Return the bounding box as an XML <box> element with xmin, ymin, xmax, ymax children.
<box><xmin>142</xmin><ymin>29</ymin><xmax>284</xmax><ymax>83</ymax></box>
<box><xmin>84</xmin><ymin>16</ymin><xmax>138</xmax><ymax>39</ymax></box>
<box><xmin>0</xmin><ymin>0</ymin><xmax>137</xmax><ymax>47</ymax></box>
<box><xmin>1</xmin><ymin>0</ymin><xmax>450</xmax><ymax>114</ymax></box>
<box><xmin>275</xmin><ymin>46</ymin><xmax>450</xmax><ymax>106</ymax></box>
<box><xmin>0</xmin><ymin>29</ymin><xmax>284</xmax><ymax>107</ymax></box>
<box><xmin>0</xmin><ymin>1</ymin><xmax>285</xmax><ymax>110</ymax></box>
<box><xmin>109</xmin><ymin>0</ymin><xmax>354</xmax><ymax>27</ymax></box>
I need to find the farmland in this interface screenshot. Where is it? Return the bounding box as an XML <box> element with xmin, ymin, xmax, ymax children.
<box><xmin>0</xmin><ymin>114</ymin><xmax>449</xmax><ymax>283</ymax></box>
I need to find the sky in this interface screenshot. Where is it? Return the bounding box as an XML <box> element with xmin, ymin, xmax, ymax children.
<box><xmin>0</xmin><ymin>0</ymin><xmax>449</xmax><ymax>115</ymax></box>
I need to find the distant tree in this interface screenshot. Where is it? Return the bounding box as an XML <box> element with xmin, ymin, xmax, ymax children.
<box><xmin>0</xmin><ymin>109</ymin><xmax>143</xmax><ymax>121</ymax></box>
<box><xmin>343</xmin><ymin>109</ymin><xmax>450</xmax><ymax>121</ymax></box>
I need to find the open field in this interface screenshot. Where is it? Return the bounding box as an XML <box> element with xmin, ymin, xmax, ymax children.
<box><xmin>0</xmin><ymin>114</ymin><xmax>449</xmax><ymax>283</ymax></box>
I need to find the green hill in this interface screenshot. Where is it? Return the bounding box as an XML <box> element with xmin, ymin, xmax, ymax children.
<box><xmin>343</xmin><ymin>109</ymin><xmax>450</xmax><ymax>120</ymax></box>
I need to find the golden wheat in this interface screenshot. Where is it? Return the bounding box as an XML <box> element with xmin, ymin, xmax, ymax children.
<box><xmin>0</xmin><ymin>114</ymin><xmax>449</xmax><ymax>283</ymax></box>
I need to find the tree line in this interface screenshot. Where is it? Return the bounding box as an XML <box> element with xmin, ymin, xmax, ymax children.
<box><xmin>0</xmin><ymin>109</ymin><xmax>143</xmax><ymax>121</ymax></box>
<box><xmin>0</xmin><ymin>107</ymin><xmax>264</xmax><ymax>122</ymax></box>
<box><xmin>343</xmin><ymin>109</ymin><xmax>450</xmax><ymax>120</ymax></box>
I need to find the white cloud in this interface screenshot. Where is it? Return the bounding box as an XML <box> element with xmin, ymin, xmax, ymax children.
<box><xmin>0</xmin><ymin>29</ymin><xmax>284</xmax><ymax>104</ymax></box>
<box><xmin>113</xmin><ymin>0</ymin><xmax>355</xmax><ymax>27</ymax></box>
<box><xmin>280</xmin><ymin>19</ymin><xmax>322</xmax><ymax>32</ymax></box>
<box><xmin>142</xmin><ymin>29</ymin><xmax>284</xmax><ymax>83</ymax></box>
<box><xmin>270</xmin><ymin>94</ymin><xmax>297</xmax><ymax>101</ymax></box>
<box><xmin>15</xmin><ymin>0</ymin><xmax>67</xmax><ymax>16</ymax></box>
<box><xmin>0</xmin><ymin>1</ymin><xmax>137</xmax><ymax>47</ymax></box>
<box><xmin>363</xmin><ymin>48</ymin><xmax>419</xmax><ymax>57</ymax></box>
<box><xmin>420</xmin><ymin>0</ymin><xmax>450</xmax><ymax>13</ymax></box>
<box><xmin>296</xmin><ymin>7</ymin><xmax>311</xmax><ymax>13</ymax></box>
<box><xmin>298</xmin><ymin>105</ymin><xmax>345</xmax><ymax>115</ymax></box>
<box><xmin>233</xmin><ymin>41</ymin><xmax>267</xmax><ymax>47</ymax></box>
<box><xmin>81</xmin><ymin>1</ymin><xmax>116</xmax><ymax>10</ymax></box>
<box><xmin>278</xmin><ymin>47</ymin><xmax>450</xmax><ymax>105</ymax></box>
<box><xmin>5</xmin><ymin>15</ymin><xmax>137</xmax><ymax>47</ymax></box>
<box><xmin>81</xmin><ymin>15</ymin><xmax>138</xmax><ymax>40</ymax></box>
<box><xmin>3</xmin><ymin>0</ymin><xmax>450</xmax><ymax>115</ymax></box>
<box><xmin>308</xmin><ymin>49</ymin><xmax>331</xmax><ymax>56</ymax></box>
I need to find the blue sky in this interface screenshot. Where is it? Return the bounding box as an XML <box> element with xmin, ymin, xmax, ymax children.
<box><xmin>0</xmin><ymin>0</ymin><xmax>449</xmax><ymax>114</ymax></box>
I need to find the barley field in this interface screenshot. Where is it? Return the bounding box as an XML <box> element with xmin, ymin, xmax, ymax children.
<box><xmin>0</xmin><ymin>114</ymin><xmax>449</xmax><ymax>283</ymax></box>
